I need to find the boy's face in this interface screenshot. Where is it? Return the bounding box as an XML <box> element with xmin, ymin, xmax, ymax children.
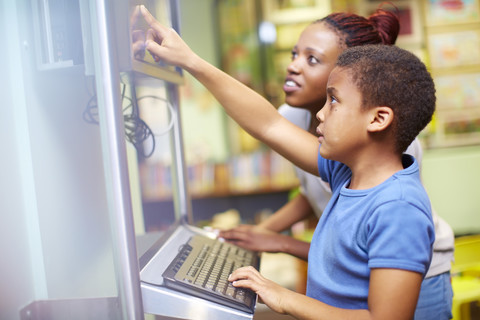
<box><xmin>316</xmin><ymin>67</ymin><xmax>371</xmax><ymax>163</ymax></box>
<box><xmin>283</xmin><ymin>23</ymin><xmax>343</xmax><ymax>114</ymax></box>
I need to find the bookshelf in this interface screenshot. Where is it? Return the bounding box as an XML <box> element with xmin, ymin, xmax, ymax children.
<box><xmin>140</xmin><ymin>148</ymin><xmax>299</xmax><ymax>200</ymax></box>
<box><xmin>139</xmin><ymin>149</ymin><xmax>299</xmax><ymax>230</ymax></box>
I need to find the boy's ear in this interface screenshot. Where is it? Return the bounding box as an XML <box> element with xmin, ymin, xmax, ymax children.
<box><xmin>367</xmin><ymin>106</ymin><xmax>394</xmax><ymax>132</ymax></box>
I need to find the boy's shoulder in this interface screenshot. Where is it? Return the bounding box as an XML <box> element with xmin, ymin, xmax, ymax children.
<box><xmin>374</xmin><ymin>155</ymin><xmax>423</xmax><ymax>194</ymax></box>
<box><xmin>323</xmin><ymin>155</ymin><xmax>429</xmax><ymax>206</ymax></box>
<box><xmin>370</xmin><ymin>155</ymin><xmax>431</xmax><ymax>212</ymax></box>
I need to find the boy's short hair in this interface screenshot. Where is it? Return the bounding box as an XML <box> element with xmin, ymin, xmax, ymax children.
<box><xmin>336</xmin><ymin>45</ymin><xmax>435</xmax><ymax>153</ymax></box>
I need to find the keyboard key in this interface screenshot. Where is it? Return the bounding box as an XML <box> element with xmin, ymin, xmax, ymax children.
<box><xmin>225</xmin><ymin>286</ymin><xmax>235</xmax><ymax>297</ymax></box>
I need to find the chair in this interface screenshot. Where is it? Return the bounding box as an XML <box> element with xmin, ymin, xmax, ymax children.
<box><xmin>451</xmin><ymin>234</ymin><xmax>480</xmax><ymax>320</ymax></box>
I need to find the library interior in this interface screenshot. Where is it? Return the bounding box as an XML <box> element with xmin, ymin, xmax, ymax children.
<box><xmin>2</xmin><ymin>0</ymin><xmax>480</xmax><ymax>319</ymax></box>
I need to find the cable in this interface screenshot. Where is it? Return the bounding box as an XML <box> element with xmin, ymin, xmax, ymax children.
<box><xmin>82</xmin><ymin>79</ymin><xmax>175</xmax><ymax>158</ymax></box>
<box><xmin>136</xmin><ymin>95</ymin><xmax>175</xmax><ymax>137</ymax></box>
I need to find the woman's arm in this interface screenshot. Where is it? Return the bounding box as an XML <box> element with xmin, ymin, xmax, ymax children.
<box><xmin>218</xmin><ymin>194</ymin><xmax>315</xmax><ymax>259</ymax></box>
<box><xmin>259</xmin><ymin>193</ymin><xmax>316</xmax><ymax>232</ymax></box>
<box><xmin>229</xmin><ymin>267</ymin><xmax>422</xmax><ymax>320</ymax></box>
<box><xmin>140</xmin><ymin>6</ymin><xmax>320</xmax><ymax>176</ymax></box>
<box><xmin>219</xmin><ymin>225</ymin><xmax>311</xmax><ymax>260</ymax></box>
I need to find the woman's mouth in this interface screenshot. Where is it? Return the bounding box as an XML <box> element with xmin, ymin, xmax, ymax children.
<box><xmin>283</xmin><ymin>79</ymin><xmax>300</xmax><ymax>93</ymax></box>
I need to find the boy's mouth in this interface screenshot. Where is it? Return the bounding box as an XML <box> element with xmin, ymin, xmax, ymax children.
<box><xmin>316</xmin><ymin>127</ymin><xmax>324</xmax><ymax>138</ymax></box>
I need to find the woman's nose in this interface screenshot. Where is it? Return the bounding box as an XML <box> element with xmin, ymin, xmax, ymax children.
<box><xmin>287</xmin><ymin>58</ymin><xmax>301</xmax><ymax>74</ymax></box>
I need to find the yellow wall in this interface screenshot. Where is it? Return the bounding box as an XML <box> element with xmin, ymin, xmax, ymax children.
<box><xmin>422</xmin><ymin>146</ymin><xmax>480</xmax><ymax>235</ymax></box>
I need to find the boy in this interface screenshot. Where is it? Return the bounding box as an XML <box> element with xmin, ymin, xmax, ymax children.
<box><xmin>141</xmin><ymin>6</ymin><xmax>435</xmax><ymax>319</ymax></box>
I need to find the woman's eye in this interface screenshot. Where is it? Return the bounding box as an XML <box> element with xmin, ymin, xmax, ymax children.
<box><xmin>291</xmin><ymin>51</ymin><xmax>298</xmax><ymax>61</ymax></box>
<box><xmin>308</xmin><ymin>56</ymin><xmax>319</xmax><ymax>64</ymax></box>
<box><xmin>330</xmin><ymin>96</ymin><xmax>337</xmax><ymax>104</ymax></box>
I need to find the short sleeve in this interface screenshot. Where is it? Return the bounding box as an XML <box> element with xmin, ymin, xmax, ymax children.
<box><xmin>366</xmin><ymin>200</ymin><xmax>435</xmax><ymax>275</ymax></box>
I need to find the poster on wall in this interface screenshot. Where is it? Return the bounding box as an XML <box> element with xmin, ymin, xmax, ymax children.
<box><xmin>428</xmin><ymin>30</ymin><xmax>480</xmax><ymax>68</ymax></box>
<box><xmin>425</xmin><ymin>0</ymin><xmax>480</xmax><ymax>25</ymax></box>
<box><xmin>434</xmin><ymin>73</ymin><xmax>480</xmax><ymax>109</ymax></box>
<box><xmin>430</xmin><ymin>73</ymin><xmax>480</xmax><ymax>146</ymax></box>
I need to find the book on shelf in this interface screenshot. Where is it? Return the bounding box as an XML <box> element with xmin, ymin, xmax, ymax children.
<box><xmin>140</xmin><ymin>149</ymin><xmax>299</xmax><ymax>201</ymax></box>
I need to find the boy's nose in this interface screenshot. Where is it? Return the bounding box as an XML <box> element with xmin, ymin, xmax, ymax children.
<box><xmin>316</xmin><ymin>104</ymin><xmax>326</xmax><ymax>122</ymax></box>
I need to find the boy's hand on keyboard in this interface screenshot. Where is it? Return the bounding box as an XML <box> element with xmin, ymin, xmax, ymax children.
<box><xmin>218</xmin><ymin>225</ymin><xmax>288</xmax><ymax>253</ymax></box>
<box><xmin>229</xmin><ymin>266</ymin><xmax>292</xmax><ymax>315</ymax></box>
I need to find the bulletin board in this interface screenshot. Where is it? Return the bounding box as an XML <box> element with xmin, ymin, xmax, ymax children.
<box><xmin>424</xmin><ymin>0</ymin><xmax>480</xmax><ymax>26</ymax></box>
<box><xmin>422</xmin><ymin>0</ymin><xmax>480</xmax><ymax>148</ymax></box>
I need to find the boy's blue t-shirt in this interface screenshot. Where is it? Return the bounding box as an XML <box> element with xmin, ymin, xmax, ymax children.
<box><xmin>306</xmin><ymin>152</ymin><xmax>435</xmax><ymax>309</ymax></box>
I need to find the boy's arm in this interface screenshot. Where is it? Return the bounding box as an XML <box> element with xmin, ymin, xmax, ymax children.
<box><xmin>229</xmin><ymin>267</ymin><xmax>421</xmax><ymax>320</ymax></box>
<box><xmin>140</xmin><ymin>6</ymin><xmax>320</xmax><ymax>176</ymax></box>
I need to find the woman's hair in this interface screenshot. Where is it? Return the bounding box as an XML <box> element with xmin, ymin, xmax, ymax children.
<box><xmin>317</xmin><ymin>7</ymin><xmax>400</xmax><ymax>48</ymax></box>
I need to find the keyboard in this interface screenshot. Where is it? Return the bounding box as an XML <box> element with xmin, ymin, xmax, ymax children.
<box><xmin>162</xmin><ymin>234</ymin><xmax>259</xmax><ymax>313</ymax></box>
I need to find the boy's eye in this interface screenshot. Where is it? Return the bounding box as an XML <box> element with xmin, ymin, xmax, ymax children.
<box><xmin>330</xmin><ymin>95</ymin><xmax>338</xmax><ymax>104</ymax></box>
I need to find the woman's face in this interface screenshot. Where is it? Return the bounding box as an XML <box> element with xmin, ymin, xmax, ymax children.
<box><xmin>283</xmin><ymin>22</ymin><xmax>343</xmax><ymax>114</ymax></box>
